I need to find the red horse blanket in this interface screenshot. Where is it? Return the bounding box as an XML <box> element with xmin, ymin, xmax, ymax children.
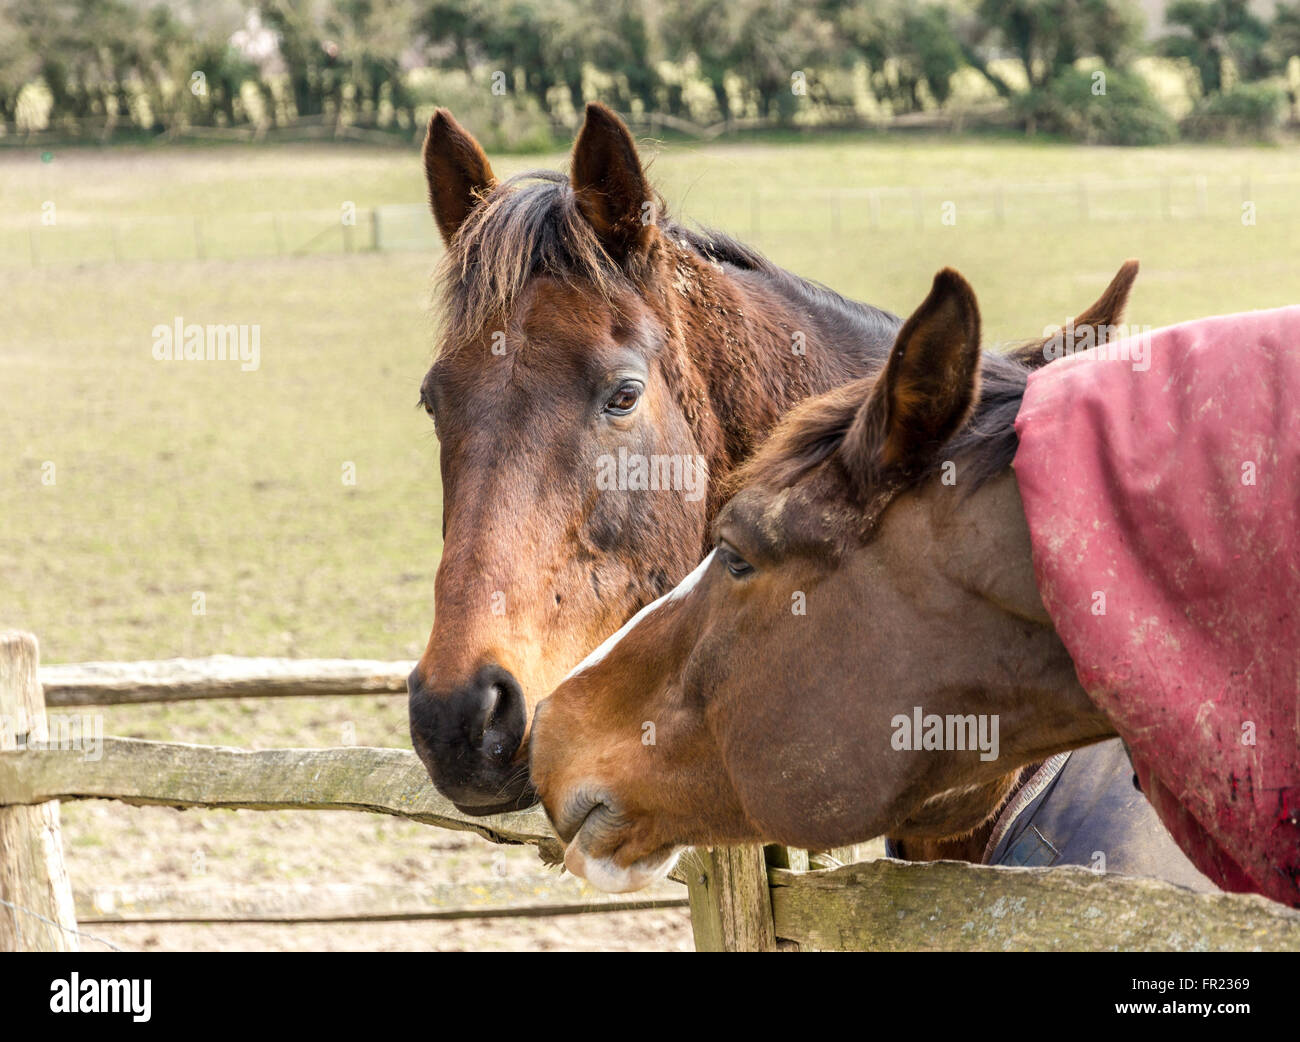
<box><xmin>1014</xmin><ymin>306</ymin><xmax>1300</xmax><ymax>907</ymax></box>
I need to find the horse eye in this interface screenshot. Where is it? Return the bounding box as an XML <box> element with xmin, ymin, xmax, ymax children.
<box><xmin>717</xmin><ymin>544</ymin><xmax>754</xmax><ymax>578</ymax></box>
<box><xmin>604</xmin><ymin>382</ymin><xmax>642</xmax><ymax>415</ymax></box>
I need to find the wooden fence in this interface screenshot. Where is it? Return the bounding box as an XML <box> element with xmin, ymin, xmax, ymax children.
<box><xmin>12</xmin><ymin>171</ymin><xmax>1300</xmax><ymax>270</ymax></box>
<box><xmin>0</xmin><ymin>632</ymin><xmax>683</xmax><ymax>951</ymax></box>
<box><xmin>4</xmin><ymin>629</ymin><xmax>1300</xmax><ymax>952</ymax></box>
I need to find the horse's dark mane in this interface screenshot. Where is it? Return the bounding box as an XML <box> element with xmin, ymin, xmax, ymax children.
<box><xmin>669</xmin><ymin>224</ymin><xmax>899</xmax><ymax>345</ymax></box>
<box><xmin>734</xmin><ymin>349</ymin><xmax>1030</xmax><ymax>498</ymax></box>
<box><xmin>436</xmin><ymin>169</ymin><xmax>898</xmax><ymax>350</ymax></box>
<box><xmin>949</xmin><ymin>351</ymin><xmax>1032</xmax><ymax>490</ymax></box>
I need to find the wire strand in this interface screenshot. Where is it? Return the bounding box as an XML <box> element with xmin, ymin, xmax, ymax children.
<box><xmin>0</xmin><ymin>895</ymin><xmax>127</xmax><ymax>952</ymax></box>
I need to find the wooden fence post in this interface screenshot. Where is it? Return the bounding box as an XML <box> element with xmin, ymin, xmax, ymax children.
<box><xmin>683</xmin><ymin>845</ymin><xmax>776</xmax><ymax>951</ymax></box>
<box><xmin>0</xmin><ymin>631</ymin><xmax>78</xmax><ymax>951</ymax></box>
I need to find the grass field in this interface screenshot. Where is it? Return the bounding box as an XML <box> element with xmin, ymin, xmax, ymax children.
<box><xmin>3</xmin><ymin>133</ymin><xmax>1300</xmax><ymax>950</ymax></box>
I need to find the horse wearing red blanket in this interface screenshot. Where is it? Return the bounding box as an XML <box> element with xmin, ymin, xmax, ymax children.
<box><xmin>1015</xmin><ymin>306</ymin><xmax>1300</xmax><ymax>904</ymax></box>
<box><xmin>530</xmin><ymin>272</ymin><xmax>1300</xmax><ymax>906</ymax></box>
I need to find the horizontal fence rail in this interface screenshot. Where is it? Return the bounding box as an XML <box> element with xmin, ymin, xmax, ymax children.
<box><xmin>40</xmin><ymin>657</ymin><xmax>412</xmax><ymax>706</ymax></box>
<box><xmin>768</xmin><ymin>861</ymin><xmax>1300</xmax><ymax>952</ymax></box>
<box><xmin>73</xmin><ymin>876</ymin><xmax>686</xmax><ymax>924</ymax></box>
<box><xmin>8</xmin><ymin>173</ymin><xmax>1300</xmax><ymax>268</ymax></box>
<box><xmin>0</xmin><ymin>737</ymin><xmax>563</xmax><ymax>864</ymax></box>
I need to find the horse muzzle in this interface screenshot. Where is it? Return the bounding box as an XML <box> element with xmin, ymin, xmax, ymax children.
<box><xmin>407</xmin><ymin>663</ymin><xmax>538</xmax><ymax>815</ymax></box>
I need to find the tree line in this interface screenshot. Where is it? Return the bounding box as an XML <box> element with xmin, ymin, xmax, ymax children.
<box><xmin>2</xmin><ymin>0</ymin><xmax>1298</xmax><ymax>146</ymax></box>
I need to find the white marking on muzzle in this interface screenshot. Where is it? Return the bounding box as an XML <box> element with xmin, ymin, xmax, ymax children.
<box><xmin>561</xmin><ymin>550</ymin><xmax>716</xmax><ymax>683</ymax></box>
<box><xmin>565</xmin><ymin>842</ymin><xmax>683</xmax><ymax>893</ymax></box>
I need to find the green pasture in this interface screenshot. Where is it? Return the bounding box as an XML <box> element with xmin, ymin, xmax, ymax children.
<box><xmin>4</xmin><ymin>134</ymin><xmax>1300</xmax><ymax>674</ymax></box>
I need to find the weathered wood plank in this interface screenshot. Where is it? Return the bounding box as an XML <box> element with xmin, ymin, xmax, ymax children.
<box><xmin>40</xmin><ymin>657</ymin><xmax>412</xmax><ymax>706</ymax></box>
<box><xmin>74</xmin><ymin>875</ymin><xmax>687</xmax><ymax>923</ymax></box>
<box><xmin>683</xmin><ymin>846</ymin><xmax>776</xmax><ymax>952</ymax></box>
<box><xmin>0</xmin><ymin>632</ymin><xmax>79</xmax><ymax>951</ymax></box>
<box><xmin>0</xmin><ymin>736</ymin><xmax>564</xmax><ymax>864</ymax></box>
<box><xmin>769</xmin><ymin>860</ymin><xmax>1300</xmax><ymax>952</ymax></box>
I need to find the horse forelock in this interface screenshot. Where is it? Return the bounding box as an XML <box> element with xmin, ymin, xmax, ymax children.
<box><xmin>432</xmin><ymin>169</ymin><xmax>895</xmax><ymax>361</ymax></box>
<box><xmin>435</xmin><ymin>170</ymin><xmax>659</xmax><ymax>353</ymax></box>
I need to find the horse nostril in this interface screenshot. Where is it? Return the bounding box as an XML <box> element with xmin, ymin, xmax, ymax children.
<box><xmin>474</xmin><ymin>683</ymin><xmax>504</xmax><ymax>745</ymax></box>
<box><xmin>485</xmin><ymin>683</ymin><xmax>504</xmax><ymax>728</ymax></box>
<box><xmin>469</xmin><ymin>672</ymin><xmax>527</xmax><ymax>768</ymax></box>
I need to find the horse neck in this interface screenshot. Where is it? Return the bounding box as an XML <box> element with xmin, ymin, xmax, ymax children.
<box><xmin>878</xmin><ymin>471</ymin><xmax>1116</xmax><ymax>856</ymax></box>
<box><xmin>664</xmin><ymin>248</ymin><xmax>895</xmax><ymax>507</ymax></box>
<box><xmin>892</xmin><ymin>765</ymin><xmax>1038</xmax><ymax>863</ymax></box>
<box><xmin>945</xmin><ymin>470</ymin><xmax>1117</xmax><ymax>784</ymax></box>
<box><xmin>893</xmin><ymin>743</ymin><xmax>1086</xmax><ymax>864</ymax></box>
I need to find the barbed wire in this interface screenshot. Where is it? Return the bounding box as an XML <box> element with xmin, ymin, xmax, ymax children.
<box><xmin>0</xmin><ymin>895</ymin><xmax>128</xmax><ymax>953</ymax></box>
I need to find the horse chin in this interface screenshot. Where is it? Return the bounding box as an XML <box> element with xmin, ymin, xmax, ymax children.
<box><xmin>452</xmin><ymin>791</ymin><xmax>539</xmax><ymax>817</ymax></box>
<box><xmin>564</xmin><ymin>839</ymin><xmax>680</xmax><ymax>894</ymax></box>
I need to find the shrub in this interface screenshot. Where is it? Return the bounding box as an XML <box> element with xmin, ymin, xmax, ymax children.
<box><xmin>1015</xmin><ymin>67</ymin><xmax>1179</xmax><ymax>145</ymax></box>
<box><xmin>1181</xmin><ymin>83</ymin><xmax>1285</xmax><ymax>140</ymax></box>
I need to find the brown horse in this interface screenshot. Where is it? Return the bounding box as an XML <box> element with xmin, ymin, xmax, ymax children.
<box><xmin>528</xmin><ymin>269</ymin><xmax>1300</xmax><ymax>902</ymax></box>
<box><xmin>409</xmin><ymin>102</ymin><xmax>1138</xmax><ymax>824</ymax></box>
<box><xmin>408</xmin><ymin>103</ymin><xmax>902</xmax><ymax>812</ymax></box>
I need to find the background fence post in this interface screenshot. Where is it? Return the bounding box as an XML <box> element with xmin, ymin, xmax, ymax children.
<box><xmin>683</xmin><ymin>845</ymin><xmax>776</xmax><ymax>951</ymax></box>
<box><xmin>0</xmin><ymin>631</ymin><xmax>78</xmax><ymax>951</ymax></box>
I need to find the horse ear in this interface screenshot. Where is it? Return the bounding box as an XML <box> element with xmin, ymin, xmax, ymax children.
<box><xmin>1013</xmin><ymin>259</ymin><xmax>1139</xmax><ymax>368</ymax></box>
<box><xmin>571</xmin><ymin>102</ymin><xmax>654</xmax><ymax>262</ymax></box>
<box><xmin>422</xmin><ymin>108</ymin><xmax>495</xmax><ymax>246</ymax></box>
<box><xmin>840</xmin><ymin>269</ymin><xmax>981</xmax><ymax>486</ymax></box>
